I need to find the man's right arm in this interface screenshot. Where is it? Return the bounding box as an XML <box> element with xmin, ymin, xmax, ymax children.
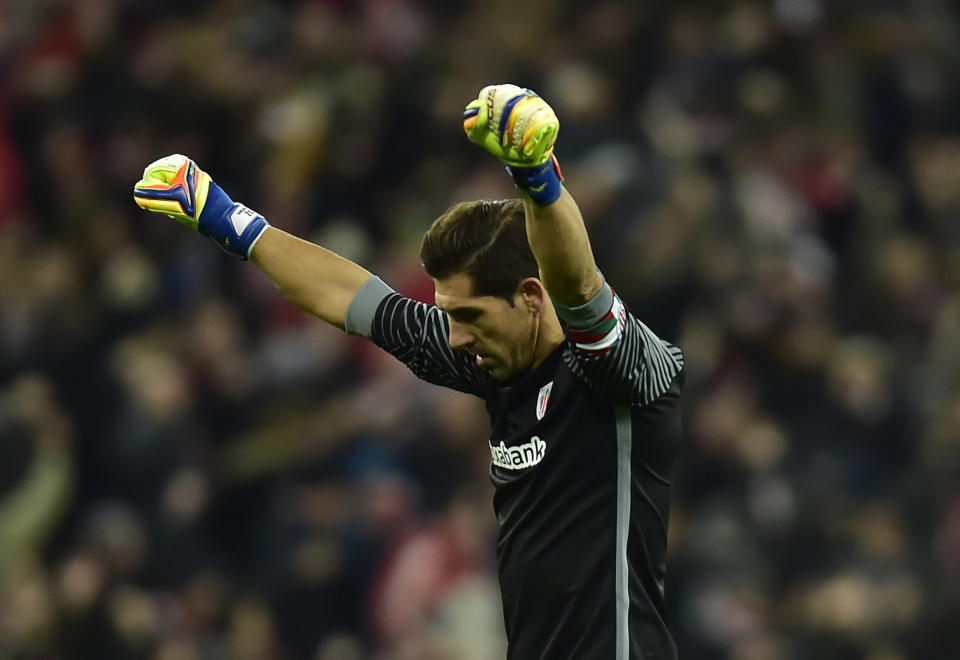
<box><xmin>132</xmin><ymin>154</ymin><xmax>489</xmax><ymax>395</ymax></box>
<box><xmin>133</xmin><ymin>154</ymin><xmax>374</xmax><ymax>332</ymax></box>
<box><xmin>249</xmin><ymin>226</ymin><xmax>373</xmax><ymax>331</ymax></box>
<box><xmin>246</xmin><ymin>229</ymin><xmax>491</xmax><ymax>394</ymax></box>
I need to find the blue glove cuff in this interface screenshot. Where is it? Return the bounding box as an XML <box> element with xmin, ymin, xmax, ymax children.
<box><xmin>198</xmin><ymin>182</ymin><xmax>269</xmax><ymax>259</ymax></box>
<box><xmin>505</xmin><ymin>155</ymin><xmax>564</xmax><ymax>206</ymax></box>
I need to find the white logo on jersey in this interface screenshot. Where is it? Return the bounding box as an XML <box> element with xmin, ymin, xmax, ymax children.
<box><xmin>536</xmin><ymin>381</ymin><xmax>553</xmax><ymax>421</ymax></box>
<box><xmin>230</xmin><ymin>204</ymin><xmax>259</xmax><ymax>235</ymax></box>
<box><xmin>489</xmin><ymin>436</ymin><xmax>547</xmax><ymax>470</ymax></box>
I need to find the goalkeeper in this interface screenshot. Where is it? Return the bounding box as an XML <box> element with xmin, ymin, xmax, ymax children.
<box><xmin>135</xmin><ymin>85</ymin><xmax>684</xmax><ymax>660</ymax></box>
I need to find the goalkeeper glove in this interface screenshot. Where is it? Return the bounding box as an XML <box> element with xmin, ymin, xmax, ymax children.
<box><xmin>133</xmin><ymin>154</ymin><xmax>269</xmax><ymax>259</ymax></box>
<box><xmin>463</xmin><ymin>84</ymin><xmax>563</xmax><ymax>206</ymax></box>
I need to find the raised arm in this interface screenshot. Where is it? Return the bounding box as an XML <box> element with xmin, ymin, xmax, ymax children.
<box><xmin>462</xmin><ymin>85</ymin><xmax>602</xmax><ymax>307</ymax></box>
<box><xmin>463</xmin><ymin>85</ymin><xmax>684</xmax><ymax>404</ymax></box>
<box><xmin>132</xmin><ymin>154</ymin><xmax>373</xmax><ymax>330</ymax></box>
<box><xmin>249</xmin><ymin>228</ymin><xmax>372</xmax><ymax>329</ymax></box>
<box><xmin>132</xmin><ymin>154</ymin><xmax>490</xmax><ymax>395</ymax></box>
<box><xmin>521</xmin><ymin>189</ymin><xmax>603</xmax><ymax>307</ymax></box>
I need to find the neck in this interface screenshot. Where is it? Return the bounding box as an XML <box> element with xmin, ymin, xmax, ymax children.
<box><xmin>530</xmin><ymin>300</ymin><xmax>565</xmax><ymax>369</ymax></box>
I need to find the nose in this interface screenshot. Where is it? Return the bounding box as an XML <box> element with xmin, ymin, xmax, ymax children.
<box><xmin>448</xmin><ymin>320</ymin><xmax>475</xmax><ymax>350</ymax></box>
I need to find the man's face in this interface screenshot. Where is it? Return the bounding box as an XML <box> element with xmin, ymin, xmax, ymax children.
<box><xmin>434</xmin><ymin>272</ymin><xmax>539</xmax><ymax>381</ymax></box>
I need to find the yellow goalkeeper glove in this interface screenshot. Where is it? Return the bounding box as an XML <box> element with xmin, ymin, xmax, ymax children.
<box><xmin>462</xmin><ymin>84</ymin><xmax>564</xmax><ymax>205</ymax></box>
<box><xmin>133</xmin><ymin>154</ymin><xmax>269</xmax><ymax>259</ymax></box>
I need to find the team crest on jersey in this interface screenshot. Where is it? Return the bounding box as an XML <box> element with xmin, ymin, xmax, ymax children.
<box><xmin>536</xmin><ymin>381</ymin><xmax>553</xmax><ymax>421</ymax></box>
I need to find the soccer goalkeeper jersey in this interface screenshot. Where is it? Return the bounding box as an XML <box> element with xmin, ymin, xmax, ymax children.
<box><xmin>346</xmin><ymin>276</ymin><xmax>684</xmax><ymax>660</ymax></box>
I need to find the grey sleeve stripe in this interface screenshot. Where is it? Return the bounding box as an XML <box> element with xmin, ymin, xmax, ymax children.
<box><xmin>552</xmin><ymin>276</ymin><xmax>614</xmax><ymax>328</ymax></box>
<box><xmin>345</xmin><ymin>276</ymin><xmax>395</xmax><ymax>338</ymax></box>
<box><xmin>614</xmin><ymin>405</ymin><xmax>633</xmax><ymax>660</ymax></box>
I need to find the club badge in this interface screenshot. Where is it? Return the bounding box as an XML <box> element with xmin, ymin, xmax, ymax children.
<box><xmin>536</xmin><ymin>381</ymin><xmax>553</xmax><ymax>421</ymax></box>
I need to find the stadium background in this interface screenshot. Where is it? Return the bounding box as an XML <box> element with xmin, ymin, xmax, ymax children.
<box><xmin>2</xmin><ymin>0</ymin><xmax>960</xmax><ymax>658</ymax></box>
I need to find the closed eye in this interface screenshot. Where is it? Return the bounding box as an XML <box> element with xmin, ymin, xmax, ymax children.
<box><xmin>448</xmin><ymin>308</ymin><xmax>482</xmax><ymax>323</ymax></box>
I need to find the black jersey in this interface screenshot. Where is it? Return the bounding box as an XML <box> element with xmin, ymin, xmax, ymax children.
<box><xmin>346</xmin><ymin>277</ymin><xmax>684</xmax><ymax>660</ymax></box>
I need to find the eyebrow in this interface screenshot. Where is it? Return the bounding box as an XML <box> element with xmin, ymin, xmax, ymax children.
<box><xmin>438</xmin><ymin>303</ymin><xmax>484</xmax><ymax>318</ymax></box>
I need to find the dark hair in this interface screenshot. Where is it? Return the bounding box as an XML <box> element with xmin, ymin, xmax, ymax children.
<box><xmin>420</xmin><ymin>199</ymin><xmax>539</xmax><ymax>302</ymax></box>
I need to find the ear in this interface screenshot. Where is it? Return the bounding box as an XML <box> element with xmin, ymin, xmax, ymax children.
<box><xmin>517</xmin><ymin>277</ymin><xmax>546</xmax><ymax>314</ymax></box>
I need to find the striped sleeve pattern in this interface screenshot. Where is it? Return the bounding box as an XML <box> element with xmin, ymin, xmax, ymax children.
<box><xmin>560</xmin><ymin>288</ymin><xmax>684</xmax><ymax>407</ymax></box>
<box><xmin>371</xmin><ymin>292</ymin><xmax>491</xmax><ymax>397</ymax></box>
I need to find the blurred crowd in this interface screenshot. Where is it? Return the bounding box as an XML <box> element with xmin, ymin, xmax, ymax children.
<box><xmin>2</xmin><ymin>0</ymin><xmax>960</xmax><ymax>658</ymax></box>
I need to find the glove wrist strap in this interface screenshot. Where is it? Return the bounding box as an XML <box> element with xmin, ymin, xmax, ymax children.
<box><xmin>199</xmin><ymin>182</ymin><xmax>269</xmax><ymax>259</ymax></box>
<box><xmin>506</xmin><ymin>154</ymin><xmax>564</xmax><ymax>206</ymax></box>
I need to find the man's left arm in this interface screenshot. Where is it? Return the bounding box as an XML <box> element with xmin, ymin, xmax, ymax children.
<box><xmin>464</xmin><ymin>84</ymin><xmax>684</xmax><ymax>404</ymax></box>
<box><xmin>462</xmin><ymin>84</ymin><xmax>602</xmax><ymax>307</ymax></box>
<box><xmin>521</xmin><ymin>188</ymin><xmax>603</xmax><ymax>307</ymax></box>
<box><xmin>524</xmin><ymin>189</ymin><xmax>684</xmax><ymax>406</ymax></box>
